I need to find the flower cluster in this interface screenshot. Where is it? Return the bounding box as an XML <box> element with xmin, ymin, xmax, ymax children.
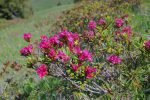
<box><xmin>122</xmin><ymin>26</ymin><xmax>132</xmax><ymax>36</ymax></box>
<box><xmin>83</xmin><ymin>30</ymin><xmax>94</xmax><ymax>39</ymax></box>
<box><xmin>115</xmin><ymin>18</ymin><xmax>124</xmax><ymax>28</ymax></box>
<box><xmin>20</xmin><ymin>44</ymin><xmax>33</xmax><ymax>56</ymax></box>
<box><xmin>38</xmin><ymin>30</ymin><xmax>96</xmax><ymax>78</ymax></box>
<box><xmin>144</xmin><ymin>40</ymin><xmax>150</xmax><ymax>50</ymax></box>
<box><xmin>71</xmin><ymin>64</ymin><xmax>80</xmax><ymax>71</ymax></box>
<box><xmin>20</xmin><ymin>33</ymin><xmax>33</xmax><ymax>56</ymax></box>
<box><xmin>98</xmin><ymin>18</ymin><xmax>106</xmax><ymax>25</ymax></box>
<box><xmin>115</xmin><ymin>26</ymin><xmax>132</xmax><ymax>37</ymax></box>
<box><xmin>107</xmin><ymin>55</ymin><xmax>122</xmax><ymax>64</ymax></box>
<box><xmin>88</xmin><ymin>20</ymin><xmax>96</xmax><ymax>30</ymax></box>
<box><xmin>56</xmin><ymin>50</ymin><xmax>70</xmax><ymax>62</ymax></box>
<box><xmin>78</xmin><ymin>49</ymin><xmax>92</xmax><ymax>62</ymax></box>
<box><xmin>23</xmin><ymin>33</ymin><xmax>31</xmax><ymax>42</ymax></box>
<box><xmin>85</xmin><ymin>66</ymin><xmax>97</xmax><ymax>78</ymax></box>
<box><xmin>36</xmin><ymin>64</ymin><xmax>48</xmax><ymax>78</ymax></box>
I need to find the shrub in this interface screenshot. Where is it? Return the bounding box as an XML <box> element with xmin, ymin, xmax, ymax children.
<box><xmin>18</xmin><ymin>14</ymin><xmax>149</xmax><ymax>99</ymax></box>
<box><xmin>51</xmin><ymin>0</ymin><xmax>142</xmax><ymax>34</ymax></box>
<box><xmin>0</xmin><ymin>0</ymin><xmax>33</xmax><ymax>19</ymax></box>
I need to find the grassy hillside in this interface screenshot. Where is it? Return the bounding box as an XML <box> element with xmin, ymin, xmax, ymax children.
<box><xmin>0</xmin><ymin>2</ymin><xmax>74</xmax><ymax>66</ymax></box>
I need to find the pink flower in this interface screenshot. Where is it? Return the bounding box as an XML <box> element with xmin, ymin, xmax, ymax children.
<box><xmin>83</xmin><ymin>30</ymin><xmax>94</xmax><ymax>39</ymax></box>
<box><xmin>48</xmin><ymin>35</ymin><xmax>59</xmax><ymax>46</ymax></box>
<box><xmin>72</xmin><ymin>46</ymin><xmax>82</xmax><ymax>54</ymax></box>
<box><xmin>71</xmin><ymin>64</ymin><xmax>80</xmax><ymax>71</ymax></box>
<box><xmin>115</xmin><ymin>18</ymin><xmax>124</xmax><ymax>28</ymax></box>
<box><xmin>20</xmin><ymin>44</ymin><xmax>33</xmax><ymax>56</ymax></box>
<box><xmin>144</xmin><ymin>40</ymin><xmax>150</xmax><ymax>50</ymax></box>
<box><xmin>48</xmin><ymin>48</ymin><xmax>57</xmax><ymax>59</ymax></box>
<box><xmin>23</xmin><ymin>33</ymin><xmax>31</xmax><ymax>42</ymax></box>
<box><xmin>79</xmin><ymin>49</ymin><xmax>92</xmax><ymax>62</ymax></box>
<box><xmin>57</xmin><ymin>50</ymin><xmax>70</xmax><ymax>62</ymax></box>
<box><xmin>36</xmin><ymin>64</ymin><xmax>48</xmax><ymax>78</ymax></box>
<box><xmin>40</xmin><ymin>35</ymin><xmax>48</xmax><ymax>40</ymax></box>
<box><xmin>88</xmin><ymin>20</ymin><xmax>96</xmax><ymax>30</ymax></box>
<box><xmin>107</xmin><ymin>55</ymin><xmax>122</xmax><ymax>64</ymax></box>
<box><xmin>122</xmin><ymin>26</ymin><xmax>132</xmax><ymax>36</ymax></box>
<box><xmin>85</xmin><ymin>66</ymin><xmax>97</xmax><ymax>78</ymax></box>
<box><xmin>58</xmin><ymin>30</ymin><xmax>73</xmax><ymax>43</ymax></box>
<box><xmin>98</xmin><ymin>18</ymin><xmax>106</xmax><ymax>25</ymax></box>
<box><xmin>68</xmin><ymin>41</ymin><xmax>75</xmax><ymax>51</ymax></box>
<box><xmin>72</xmin><ymin>33</ymin><xmax>79</xmax><ymax>41</ymax></box>
<box><xmin>59</xmin><ymin>42</ymin><xmax>64</xmax><ymax>47</ymax></box>
<box><xmin>39</xmin><ymin>37</ymin><xmax>51</xmax><ymax>52</ymax></box>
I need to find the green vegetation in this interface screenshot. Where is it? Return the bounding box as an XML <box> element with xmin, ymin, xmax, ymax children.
<box><xmin>130</xmin><ymin>0</ymin><xmax>150</xmax><ymax>36</ymax></box>
<box><xmin>0</xmin><ymin>0</ymin><xmax>32</xmax><ymax>19</ymax></box>
<box><xmin>0</xmin><ymin>0</ymin><xmax>149</xmax><ymax>99</ymax></box>
<box><xmin>31</xmin><ymin>0</ymin><xmax>74</xmax><ymax>12</ymax></box>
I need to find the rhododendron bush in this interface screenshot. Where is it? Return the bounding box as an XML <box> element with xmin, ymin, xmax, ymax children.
<box><xmin>19</xmin><ymin>14</ymin><xmax>150</xmax><ymax>99</ymax></box>
<box><xmin>0</xmin><ymin>0</ymin><xmax>149</xmax><ymax>99</ymax></box>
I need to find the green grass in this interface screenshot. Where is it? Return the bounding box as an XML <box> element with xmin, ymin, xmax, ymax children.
<box><xmin>31</xmin><ymin>0</ymin><xmax>74</xmax><ymax>12</ymax></box>
<box><xmin>130</xmin><ymin>0</ymin><xmax>150</xmax><ymax>36</ymax></box>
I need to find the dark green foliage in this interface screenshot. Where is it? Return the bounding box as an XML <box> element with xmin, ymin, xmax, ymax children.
<box><xmin>74</xmin><ymin>0</ymin><xmax>80</xmax><ymax>3</ymax></box>
<box><xmin>57</xmin><ymin>1</ymin><xmax>62</xmax><ymax>6</ymax></box>
<box><xmin>0</xmin><ymin>0</ymin><xmax>33</xmax><ymax>19</ymax></box>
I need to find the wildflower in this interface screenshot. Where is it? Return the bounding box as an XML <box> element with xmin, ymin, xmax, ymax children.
<box><xmin>88</xmin><ymin>20</ymin><xmax>96</xmax><ymax>30</ymax></box>
<box><xmin>144</xmin><ymin>40</ymin><xmax>150</xmax><ymax>50</ymax></box>
<box><xmin>58</xmin><ymin>30</ymin><xmax>74</xmax><ymax>43</ymax></box>
<box><xmin>23</xmin><ymin>33</ymin><xmax>31</xmax><ymax>42</ymax></box>
<box><xmin>107</xmin><ymin>55</ymin><xmax>122</xmax><ymax>64</ymax></box>
<box><xmin>72</xmin><ymin>46</ymin><xmax>82</xmax><ymax>54</ymax></box>
<box><xmin>122</xmin><ymin>26</ymin><xmax>132</xmax><ymax>36</ymax></box>
<box><xmin>85</xmin><ymin>66</ymin><xmax>97</xmax><ymax>78</ymax></box>
<box><xmin>72</xmin><ymin>33</ymin><xmax>79</xmax><ymax>41</ymax></box>
<box><xmin>115</xmin><ymin>18</ymin><xmax>124</xmax><ymax>28</ymax></box>
<box><xmin>71</xmin><ymin>64</ymin><xmax>80</xmax><ymax>71</ymax></box>
<box><xmin>68</xmin><ymin>41</ymin><xmax>75</xmax><ymax>51</ymax></box>
<box><xmin>98</xmin><ymin>18</ymin><xmax>106</xmax><ymax>25</ymax></box>
<box><xmin>36</xmin><ymin>64</ymin><xmax>48</xmax><ymax>78</ymax></box>
<box><xmin>20</xmin><ymin>44</ymin><xmax>33</xmax><ymax>56</ymax></box>
<box><xmin>48</xmin><ymin>35</ymin><xmax>59</xmax><ymax>46</ymax></box>
<box><xmin>59</xmin><ymin>42</ymin><xmax>64</xmax><ymax>47</ymax></box>
<box><xmin>79</xmin><ymin>49</ymin><xmax>92</xmax><ymax>62</ymax></box>
<box><xmin>57</xmin><ymin>50</ymin><xmax>70</xmax><ymax>62</ymax></box>
<box><xmin>48</xmin><ymin>48</ymin><xmax>57</xmax><ymax>60</ymax></box>
<box><xmin>83</xmin><ymin>30</ymin><xmax>94</xmax><ymax>39</ymax></box>
<box><xmin>39</xmin><ymin>39</ymin><xmax>50</xmax><ymax>52</ymax></box>
<box><xmin>40</xmin><ymin>35</ymin><xmax>48</xmax><ymax>40</ymax></box>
